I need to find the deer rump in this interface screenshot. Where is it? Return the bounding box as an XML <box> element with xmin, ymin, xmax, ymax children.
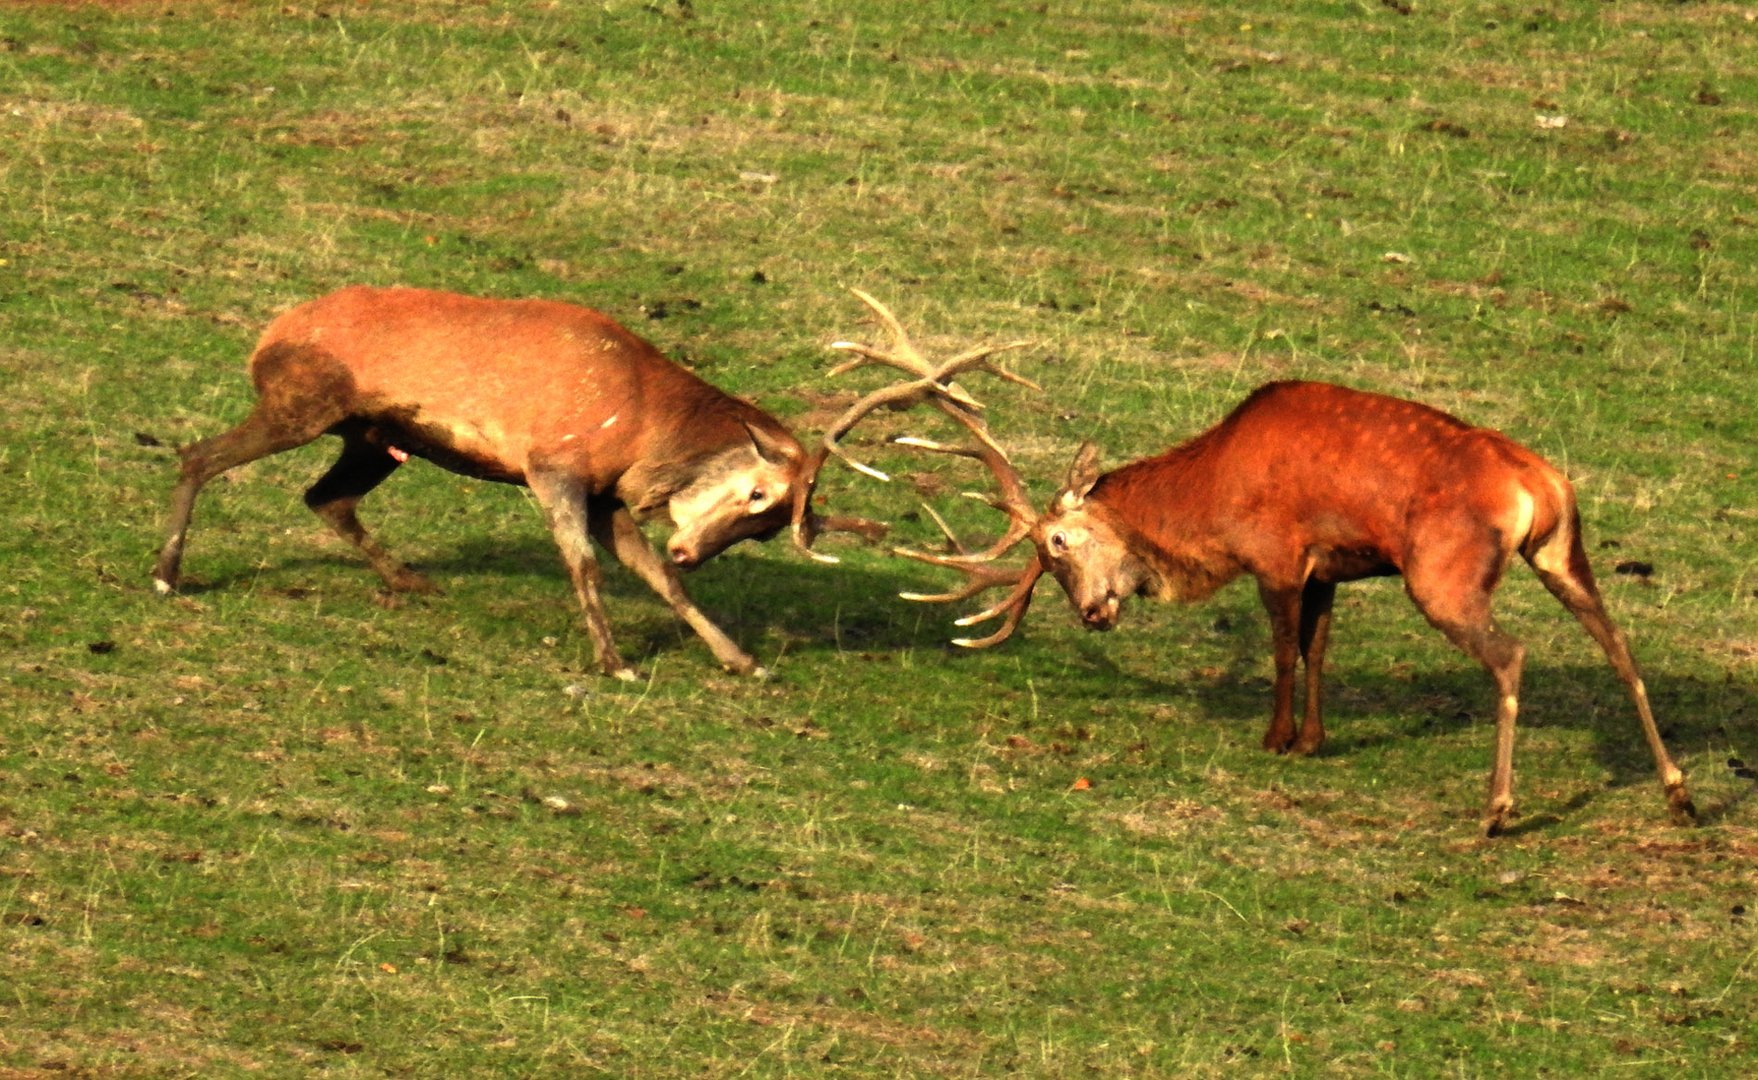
<box><xmin>153</xmin><ymin>286</ymin><xmax>818</xmax><ymax>680</ymax></box>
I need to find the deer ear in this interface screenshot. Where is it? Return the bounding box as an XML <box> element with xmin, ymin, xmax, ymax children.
<box><xmin>1060</xmin><ymin>442</ymin><xmax>1102</xmax><ymax>507</ymax></box>
<box><xmin>744</xmin><ymin>422</ymin><xmax>796</xmax><ymax>466</ymax></box>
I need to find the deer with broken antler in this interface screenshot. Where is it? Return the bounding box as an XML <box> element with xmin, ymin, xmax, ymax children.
<box><xmin>838</xmin><ymin>297</ymin><xmax>1694</xmax><ymax>834</ymax></box>
<box><xmin>153</xmin><ymin>285</ymin><xmax>910</xmax><ymax>679</ymax></box>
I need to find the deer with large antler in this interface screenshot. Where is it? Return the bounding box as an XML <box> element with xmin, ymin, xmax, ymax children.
<box><xmin>154</xmin><ymin>285</ymin><xmax>894</xmax><ymax>680</ymax></box>
<box><xmin>847</xmin><ymin>299</ymin><xmax>1694</xmax><ymax>835</ymax></box>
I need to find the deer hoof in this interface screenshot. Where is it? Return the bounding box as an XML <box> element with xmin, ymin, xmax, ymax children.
<box><xmin>610</xmin><ymin>667</ymin><xmax>641</xmax><ymax>683</ymax></box>
<box><xmin>719</xmin><ymin>655</ymin><xmax>765</xmax><ymax>678</ymax></box>
<box><xmin>152</xmin><ymin>578</ymin><xmax>175</xmax><ymax>596</ymax></box>
<box><xmin>1482</xmin><ymin>800</ymin><xmax>1516</xmax><ymax>837</ymax></box>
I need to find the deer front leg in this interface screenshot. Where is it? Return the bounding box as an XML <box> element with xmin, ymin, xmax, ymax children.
<box><xmin>1453</xmin><ymin>624</ymin><xmax>1525</xmax><ymax>836</ymax></box>
<box><xmin>1257</xmin><ymin>581</ymin><xmax>1303</xmax><ymax>754</ymax></box>
<box><xmin>590</xmin><ymin>506</ymin><xmax>766</xmax><ymax>677</ymax></box>
<box><xmin>1292</xmin><ymin>578</ymin><xmax>1337</xmax><ymax>757</ymax></box>
<box><xmin>528</xmin><ymin>470</ymin><xmax>637</xmax><ymax>681</ymax></box>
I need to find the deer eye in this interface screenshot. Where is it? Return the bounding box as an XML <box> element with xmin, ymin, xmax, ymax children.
<box><xmin>748</xmin><ymin>489</ymin><xmax>766</xmax><ymax>505</ymax></box>
<box><xmin>1048</xmin><ymin>531</ymin><xmax>1068</xmax><ymax>555</ymax></box>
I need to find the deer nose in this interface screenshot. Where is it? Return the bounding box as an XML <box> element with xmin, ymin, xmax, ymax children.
<box><xmin>667</xmin><ymin>542</ymin><xmax>699</xmax><ymax>570</ymax></box>
<box><xmin>1080</xmin><ymin>593</ymin><xmax>1120</xmax><ymax>630</ymax></box>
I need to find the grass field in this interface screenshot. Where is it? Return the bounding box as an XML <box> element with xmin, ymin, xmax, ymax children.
<box><xmin>3</xmin><ymin>1</ymin><xmax>1757</xmax><ymax>1074</ymax></box>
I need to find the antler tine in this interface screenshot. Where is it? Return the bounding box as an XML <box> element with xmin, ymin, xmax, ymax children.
<box><xmin>950</xmin><ymin>562</ymin><xmax>1043</xmax><ymax>648</ymax></box>
<box><xmin>847</xmin><ymin>286</ymin><xmax>929</xmax><ymax>371</ymax></box>
<box><xmin>917</xmin><ymin>501</ymin><xmax>970</xmax><ymax>555</ymax></box>
<box><xmin>917</xmin><ymin>396</ymin><xmax>1037</xmax><ymax>530</ymax></box>
<box><xmin>829</xmin><ymin>336</ymin><xmax>1037</xmax><ymax>411</ymax></box>
<box><xmin>829</xmin><ymin>343</ymin><xmax>985</xmax><ymax>412</ymax></box>
<box><xmin>790</xmin><ymin>445</ymin><xmax>843</xmax><ymax>563</ymax></box>
<box><xmin>954</xmin><ymin>559</ymin><xmax>1043</xmax><ymax>637</ymax></box>
<box><xmin>795</xmin><ymin>287</ymin><xmax>1041</xmax><ymax>587</ymax></box>
<box><xmin>895</xmin><ymin>560</ymin><xmax>1018</xmax><ymax>605</ymax></box>
<box><xmin>891</xmin><ymin>501</ymin><xmax>1014</xmax><ymax>575</ymax></box>
<box><xmin>873</xmin><ymin>333</ymin><xmax>1045</xmax><ymax>648</ymax></box>
<box><xmin>814</xmin><ymin>379</ymin><xmax>954</xmax><ymax>482</ymax></box>
<box><xmin>896</xmin><ymin>407</ymin><xmax>1010</xmax><ymax>464</ymax></box>
<box><xmin>825</xmin><ymin>342</ymin><xmax>931</xmax><ymax>382</ymax></box>
<box><xmin>834</xmin><ymin>290</ymin><xmax>1035</xmax><ymax>406</ymax></box>
<box><xmin>893</xmin><ymin>532</ymin><xmax>1045</xmax><ymax>650</ymax></box>
<box><xmin>933</xmin><ymin>341</ymin><xmax>1043</xmax><ymax>395</ymax></box>
<box><xmin>893</xmin><ymin>512</ymin><xmax>1028</xmax><ymax>603</ymax></box>
<box><xmin>891</xmin><ymin>494</ymin><xmax>1031</xmax><ymax>566</ymax></box>
<box><xmin>815</xmin><ymin>313</ymin><xmax>1034</xmax><ymax>480</ymax></box>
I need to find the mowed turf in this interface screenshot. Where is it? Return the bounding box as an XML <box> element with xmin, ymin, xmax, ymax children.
<box><xmin>2</xmin><ymin>1</ymin><xmax>1756</xmax><ymax>1075</ymax></box>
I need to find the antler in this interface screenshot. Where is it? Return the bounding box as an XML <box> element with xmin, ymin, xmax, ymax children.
<box><xmin>895</xmin><ymin>503</ymin><xmax>1046</xmax><ymax>648</ymax></box>
<box><xmin>887</xmin><ymin>430</ymin><xmax>1047</xmax><ymax>648</ymax></box>
<box><xmin>788</xmin><ymin>443</ymin><xmax>887</xmax><ymax>560</ymax></box>
<box><xmin>790</xmin><ymin>288</ymin><xmax>1036</xmax><ymax>563</ymax></box>
<box><xmin>818</xmin><ymin>287</ymin><xmax>1039</xmax><ymax>480</ymax></box>
<box><xmin>797</xmin><ymin>288</ymin><xmax>1048</xmax><ymax>647</ymax></box>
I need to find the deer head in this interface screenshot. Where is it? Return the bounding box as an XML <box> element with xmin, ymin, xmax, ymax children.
<box><xmin>862</xmin><ymin>312</ymin><xmax>1163</xmax><ymax>646</ymax></box>
<box><xmin>663</xmin><ymin>422</ymin><xmax>806</xmax><ymax>569</ymax></box>
<box><xmin>894</xmin><ymin>439</ymin><xmax>1153</xmax><ymax>647</ymax></box>
<box><xmin>1032</xmin><ymin>443</ymin><xmax>1166</xmax><ymax>631</ymax></box>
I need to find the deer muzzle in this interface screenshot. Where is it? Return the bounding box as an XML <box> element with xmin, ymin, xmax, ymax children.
<box><xmin>1080</xmin><ymin>594</ymin><xmax>1120</xmax><ymax>630</ymax></box>
<box><xmin>666</xmin><ymin>539</ymin><xmax>703</xmax><ymax>570</ymax></box>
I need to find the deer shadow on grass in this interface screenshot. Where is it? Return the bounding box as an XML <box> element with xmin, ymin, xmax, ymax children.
<box><xmin>1321</xmin><ymin>664</ymin><xmax>1753</xmax><ymax>828</ymax></box>
<box><xmin>167</xmin><ymin>527</ymin><xmax>944</xmax><ymax>660</ymax></box>
<box><xmin>165</xmin><ymin>533</ymin><xmax>1758</xmax><ymax>822</ymax></box>
<box><xmin>1046</xmin><ymin>608</ymin><xmax>1758</xmax><ymax>829</ymax></box>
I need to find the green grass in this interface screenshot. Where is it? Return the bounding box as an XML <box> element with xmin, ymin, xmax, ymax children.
<box><xmin>3</xmin><ymin>0</ymin><xmax>1757</xmax><ymax>1074</ymax></box>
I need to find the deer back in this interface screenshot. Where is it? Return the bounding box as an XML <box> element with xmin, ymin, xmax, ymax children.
<box><xmin>1042</xmin><ymin>381</ymin><xmax>1574</xmax><ymax>615</ymax></box>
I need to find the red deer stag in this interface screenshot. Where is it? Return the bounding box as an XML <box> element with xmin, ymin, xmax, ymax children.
<box><xmin>859</xmin><ymin>323</ymin><xmax>1692</xmax><ymax>834</ymax></box>
<box><xmin>152</xmin><ymin>285</ymin><xmax>922</xmax><ymax>680</ymax></box>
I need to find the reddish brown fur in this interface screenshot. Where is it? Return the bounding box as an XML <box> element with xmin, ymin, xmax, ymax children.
<box><xmin>1036</xmin><ymin>380</ymin><xmax>1692</xmax><ymax>833</ymax></box>
<box><xmin>155</xmin><ymin>286</ymin><xmax>811</xmax><ymax>678</ymax></box>
<box><xmin>251</xmin><ymin>288</ymin><xmax>794</xmax><ymax>503</ymax></box>
<box><xmin>1088</xmin><ymin>382</ymin><xmax>1561</xmax><ymax>594</ymax></box>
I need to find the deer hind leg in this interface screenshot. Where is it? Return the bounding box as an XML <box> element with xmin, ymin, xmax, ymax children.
<box><xmin>1529</xmin><ymin>525</ymin><xmax>1695</xmax><ymax>823</ymax></box>
<box><xmin>303</xmin><ymin>427</ymin><xmax>434</xmax><ymax>594</ymax></box>
<box><xmin>1404</xmin><ymin>539</ymin><xmax>1526</xmax><ymax>836</ymax></box>
<box><xmin>589</xmin><ymin>506</ymin><xmax>764</xmax><ymax>677</ymax></box>
<box><xmin>527</xmin><ymin>470</ymin><xmax>636</xmax><ymax>681</ymax></box>
<box><xmin>153</xmin><ymin>358</ymin><xmax>352</xmax><ymax>593</ymax></box>
<box><xmin>1291</xmin><ymin>578</ymin><xmax>1337</xmax><ymax>757</ymax></box>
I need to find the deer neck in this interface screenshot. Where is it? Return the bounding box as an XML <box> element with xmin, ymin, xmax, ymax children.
<box><xmin>1091</xmin><ymin>448</ymin><xmax>1241</xmax><ymax>605</ymax></box>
